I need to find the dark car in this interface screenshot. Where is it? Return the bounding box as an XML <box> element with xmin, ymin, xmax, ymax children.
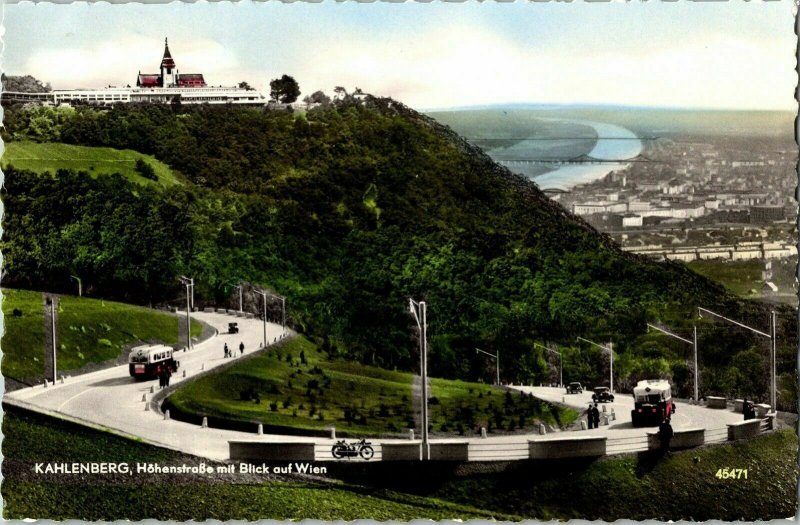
<box><xmin>566</xmin><ymin>382</ymin><xmax>583</xmax><ymax>394</ymax></box>
<box><xmin>228</xmin><ymin>322</ymin><xmax>239</xmax><ymax>334</ymax></box>
<box><xmin>592</xmin><ymin>386</ymin><xmax>615</xmax><ymax>403</ymax></box>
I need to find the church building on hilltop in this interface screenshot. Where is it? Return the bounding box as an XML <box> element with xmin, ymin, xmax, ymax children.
<box><xmin>3</xmin><ymin>37</ymin><xmax>265</xmax><ymax>107</ymax></box>
<box><xmin>137</xmin><ymin>39</ymin><xmax>207</xmax><ymax>89</ymax></box>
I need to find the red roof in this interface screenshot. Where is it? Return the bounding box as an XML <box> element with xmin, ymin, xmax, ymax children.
<box><xmin>137</xmin><ymin>73</ymin><xmax>161</xmax><ymax>87</ymax></box>
<box><xmin>177</xmin><ymin>74</ymin><xmax>206</xmax><ymax>87</ymax></box>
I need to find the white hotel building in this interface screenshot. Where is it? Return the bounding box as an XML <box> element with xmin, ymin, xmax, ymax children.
<box><xmin>3</xmin><ymin>39</ymin><xmax>266</xmax><ymax>106</ymax></box>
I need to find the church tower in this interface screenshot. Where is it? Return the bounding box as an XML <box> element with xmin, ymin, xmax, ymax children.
<box><xmin>160</xmin><ymin>38</ymin><xmax>177</xmax><ymax>87</ymax></box>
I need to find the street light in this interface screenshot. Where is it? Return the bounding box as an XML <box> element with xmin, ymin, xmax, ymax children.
<box><xmin>698</xmin><ymin>306</ymin><xmax>777</xmax><ymax>410</ymax></box>
<box><xmin>178</xmin><ymin>276</ymin><xmax>194</xmax><ymax>351</ymax></box>
<box><xmin>254</xmin><ymin>289</ymin><xmax>269</xmax><ymax>348</ymax></box>
<box><xmin>475</xmin><ymin>347</ymin><xmax>500</xmax><ymax>385</ymax></box>
<box><xmin>576</xmin><ymin>337</ymin><xmax>614</xmax><ymax>392</ymax></box>
<box><xmin>647</xmin><ymin>323</ymin><xmax>698</xmax><ymax>402</ymax></box>
<box><xmin>533</xmin><ymin>342</ymin><xmax>562</xmax><ymax>388</ymax></box>
<box><xmin>70</xmin><ymin>275</ymin><xmax>82</xmax><ymax>297</ymax></box>
<box><xmin>409</xmin><ymin>298</ymin><xmax>429</xmax><ymax>461</ymax></box>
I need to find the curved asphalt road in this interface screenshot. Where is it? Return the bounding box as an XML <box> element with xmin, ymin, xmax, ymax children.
<box><xmin>5</xmin><ymin>311</ymin><xmax>746</xmax><ymax>461</ymax></box>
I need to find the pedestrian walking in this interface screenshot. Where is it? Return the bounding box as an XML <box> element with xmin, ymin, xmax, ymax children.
<box><xmin>165</xmin><ymin>367</ymin><xmax>172</xmax><ymax>387</ymax></box>
<box><xmin>239</xmin><ymin>341</ymin><xmax>245</xmax><ymax>355</ymax></box>
<box><xmin>586</xmin><ymin>403</ymin><xmax>595</xmax><ymax>429</ymax></box>
<box><xmin>224</xmin><ymin>343</ymin><xmax>229</xmax><ymax>358</ymax></box>
<box><xmin>658</xmin><ymin>417</ymin><xmax>674</xmax><ymax>453</ymax></box>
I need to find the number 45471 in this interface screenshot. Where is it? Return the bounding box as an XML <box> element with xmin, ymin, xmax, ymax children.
<box><xmin>715</xmin><ymin>468</ymin><xmax>748</xmax><ymax>479</ymax></box>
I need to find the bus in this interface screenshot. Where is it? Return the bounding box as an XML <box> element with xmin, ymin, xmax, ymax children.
<box><xmin>128</xmin><ymin>344</ymin><xmax>179</xmax><ymax>380</ymax></box>
<box><xmin>631</xmin><ymin>379</ymin><xmax>674</xmax><ymax>427</ymax></box>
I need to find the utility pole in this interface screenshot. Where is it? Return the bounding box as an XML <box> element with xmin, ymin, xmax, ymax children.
<box><xmin>577</xmin><ymin>337</ymin><xmax>614</xmax><ymax>392</ymax></box>
<box><xmin>179</xmin><ymin>276</ymin><xmax>194</xmax><ymax>350</ymax></box>
<box><xmin>533</xmin><ymin>342</ymin><xmax>562</xmax><ymax>388</ymax></box>
<box><xmin>70</xmin><ymin>275</ymin><xmax>82</xmax><ymax>297</ymax></box>
<box><xmin>255</xmin><ymin>289</ymin><xmax>268</xmax><ymax>347</ymax></box>
<box><xmin>409</xmin><ymin>298</ymin><xmax>429</xmax><ymax>461</ymax></box>
<box><xmin>476</xmin><ymin>347</ymin><xmax>500</xmax><ymax>385</ymax></box>
<box><xmin>44</xmin><ymin>295</ymin><xmax>58</xmax><ymax>384</ymax></box>
<box><xmin>235</xmin><ymin>283</ymin><xmax>243</xmax><ymax>313</ymax></box>
<box><xmin>699</xmin><ymin>306</ymin><xmax>776</xmax><ymax>410</ymax></box>
<box><xmin>647</xmin><ymin>323</ymin><xmax>698</xmax><ymax>402</ymax></box>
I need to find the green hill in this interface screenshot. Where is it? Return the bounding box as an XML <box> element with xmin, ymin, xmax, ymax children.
<box><xmin>2</xmin><ymin>141</ymin><xmax>181</xmax><ymax>186</ymax></box>
<box><xmin>2</xmin><ymin>289</ymin><xmax>201</xmax><ymax>381</ymax></box>
<box><xmin>166</xmin><ymin>335</ymin><xmax>576</xmax><ymax>437</ymax></box>
<box><xmin>1</xmin><ymin>101</ymin><xmax>794</xmax><ymax>406</ymax></box>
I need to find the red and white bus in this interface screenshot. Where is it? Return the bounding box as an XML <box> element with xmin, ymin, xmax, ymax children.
<box><xmin>128</xmin><ymin>344</ymin><xmax>179</xmax><ymax>380</ymax></box>
<box><xmin>631</xmin><ymin>379</ymin><xmax>674</xmax><ymax>427</ymax></box>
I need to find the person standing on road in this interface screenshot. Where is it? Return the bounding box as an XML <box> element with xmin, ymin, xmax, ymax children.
<box><xmin>591</xmin><ymin>403</ymin><xmax>601</xmax><ymax>429</ymax></box>
<box><xmin>239</xmin><ymin>342</ymin><xmax>245</xmax><ymax>356</ymax></box>
<box><xmin>743</xmin><ymin>398</ymin><xmax>754</xmax><ymax>420</ymax></box>
<box><xmin>586</xmin><ymin>403</ymin><xmax>595</xmax><ymax>429</ymax></box>
<box><xmin>224</xmin><ymin>343</ymin><xmax>229</xmax><ymax>358</ymax></box>
<box><xmin>165</xmin><ymin>367</ymin><xmax>172</xmax><ymax>387</ymax></box>
<box><xmin>658</xmin><ymin>417</ymin><xmax>673</xmax><ymax>453</ymax></box>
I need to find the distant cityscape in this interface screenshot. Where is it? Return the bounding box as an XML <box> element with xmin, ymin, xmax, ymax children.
<box><xmin>539</xmin><ymin>136</ymin><xmax>796</xmax><ymax>262</ymax></box>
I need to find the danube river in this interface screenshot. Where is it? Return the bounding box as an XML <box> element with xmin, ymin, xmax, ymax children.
<box><xmin>528</xmin><ymin>121</ymin><xmax>643</xmax><ymax>191</ymax></box>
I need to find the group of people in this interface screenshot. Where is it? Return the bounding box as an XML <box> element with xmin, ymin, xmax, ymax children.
<box><xmin>157</xmin><ymin>365</ymin><xmax>172</xmax><ymax>388</ymax></box>
<box><xmin>224</xmin><ymin>342</ymin><xmax>245</xmax><ymax>358</ymax></box>
<box><xmin>586</xmin><ymin>402</ymin><xmax>602</xmax><ymax>429</ymax></box>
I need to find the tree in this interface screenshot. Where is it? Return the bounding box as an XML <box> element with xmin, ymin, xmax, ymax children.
<box><xmin>238</xmin><ymin>81</ymin><xmax>252</xmax><ymax>90</ymax></box>
<box><xmin>269</xmin><ymin>75</ymin><xmax>301</xmax><ymax>104</ymax></box>
<box><xmin>303</xmin><ymin>90</ymin><xmax>331</xmax><ymax>107</ymax></box>
<box><xmin>134</xmin><ymin>159</ymin><xmax>158</xmax><ymax>181</ymax></box>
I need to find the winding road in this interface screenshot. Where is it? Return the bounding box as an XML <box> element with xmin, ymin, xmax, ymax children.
<box><xmin>5</xmin><ymin>311</ymin><xmax>748</xmax><ymax>462</ymax></box>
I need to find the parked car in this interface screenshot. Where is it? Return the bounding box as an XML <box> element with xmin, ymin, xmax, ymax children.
<box><xmin>228</xmin><ymin>322</ymin><xmax>239</xmax><ymax>334</ymax></box>
<box><xmin>592</xmin><ymin>386</ymin><xmax>615</xmax><ymax>403</ymax></box>
<box><xmin>566</xmin><ymin>382</ymin><xmax>583</xmax><ymax>394</ymax></box>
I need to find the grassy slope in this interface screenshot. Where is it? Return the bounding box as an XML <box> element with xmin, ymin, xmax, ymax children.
<box><xmin>167</xmin><ymin>336</ymin><xmax>576</xmax><ymax>437</ymax></box>
<box><xmin>2</xmin><ymin>141</ymin><xmax>181</xmax><ymax>187</ymax></box>
<box><xmin>2</xmin><ymin>289</ymin><xmax>202</xmax><ymax>379</ymax></box>
<box><xmin>421</xmin><ymin>429</ymin><xmax>798</xmax><ymax>521</ymax></box>
<box><xmin>1</xmin><ymin>410</ymin><xmax>511</xmax><ymax>521</ymax></box>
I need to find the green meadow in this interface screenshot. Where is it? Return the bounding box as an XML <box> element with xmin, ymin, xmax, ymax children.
<box><xmin>166</xmin><ymin>336</ymin><xmax>576</xmax><ymax>437</ymax></box>
<box><xmin>2</xmin><ymin>288</ymin><xmax>201</xmax><ymax>380</ymax></box>
<box><xmin>2</xmin><ymin>141</ymin><xmax>181</xmax><ymax>187</ymax></box>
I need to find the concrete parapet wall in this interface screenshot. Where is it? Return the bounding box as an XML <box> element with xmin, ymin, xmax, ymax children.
<box><xmin>429</xmin><ymin>442</ymin><xmax>469</xmax><ymax>461</ymax></box>
<box><xmin>245</xmin><ymin>312</ymin><xmax>255</xmax><ymax>319</ymax></box>
<box><xmin>381</xmin><ymin>443</ymin><xmax>421</xmax><ymax>461</ymax></box>
<box><xmin>755</xmin><ymin>404</ymin><xmax>771</xmax><ymax>417</ymax></box>
<box><xmin>727</xmin><ymin>419</ymin><xmax>761</xmax><ymax>440</ymax></box>
<box><xmin>529</xmin><ymin>436</ymin><xmax>606</xmax><ymax>459</ymax></box>
<box><xmin>203</xmin><ymin>307</ymin><xmax>215</xmax><ymax>313</ymax></box>
<box><xmin>216</xmin><ymin>308</ymin><xmax>227</xmax><ymax>314</ymax></box>
<box><xmin>706</xmin><ymin>396</ymin><xmax>727</xmax><ymax>409</ymax></box>
<box><xmin>229</xmin><ymin>441</ymin><xmax>316</xmax><ymax>461</ymax></box>
<box><xmin>647</xmin><ymin>428</ymin><xmax>705</xmax><ymax>450</ymax></box>
<box><xmin>733</xmin><ymin>399</ymin><xmax>744</xmax><ymax>413</ymax></box>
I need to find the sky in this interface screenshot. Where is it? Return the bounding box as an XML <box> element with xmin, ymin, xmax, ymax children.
<box><xmin>2</xmin><ymin>1</ymin><xmax>796</xmax><ymax>111</ymax></box>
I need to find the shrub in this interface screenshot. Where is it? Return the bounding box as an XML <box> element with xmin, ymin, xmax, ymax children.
<box><xmin>429</xmin><ymin>396</ymin><xmax>440</xmax><ymax>405</ymax></box>
<box><xmin>269</xmin><ymin>401</ymin><xmax>278</xmax><ymax>412</ymax></box>
<box><xmin>134</xmin><ymin>158</ymin><xmax>158</xmax><ymax>181</ymax></box>
<box><xmin>283</xmin><ymin>398</ymin><xmax>291</xmax><ymax>409</ymax></box>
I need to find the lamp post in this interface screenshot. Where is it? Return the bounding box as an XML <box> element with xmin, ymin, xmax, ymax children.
<box><xmin>534</xmin><ymin>342</ymin><xmax>562</xmax><ymax>388</ymax></box>
<box><xmin>647</xmin><ymin>323</ymin><xmax>698</xmax><ymax>402</ymax></box>
<box><xmin>409</xmin><ymin>298</ymin><xmax>429</xmax><ymax>461</ymax></box>
<box><xmin>254</xmin><ymin>289</ymin><xmax>269</xmax><ymax>348</ymax></box>
<box><xmin>70</xmin><ymin>275</ymin><xmax>82</xmax><ymax>297</ymax></box>
<box><xmin>698</xmin><ymin>306</ymin><xmax>777</xmax><ymax>410</ymax></box>
<box><xmin>178</xmin><ymin>276</ymin><xmax>194</xmax><ymax>350</ymax></box>
<box><xmin>234</xmin><ymin>283</ymin><xmax>243</xmax><ymax>313</ymax></box>
<box><xmin>576</xmin><ymin>337</ymin><xmax>614</xmax><ymax>392</ymax></box>
<box><xmin>475</xmin><ymin>347</ymin><xmax>500</xmax><ymax>385</ymax></box>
